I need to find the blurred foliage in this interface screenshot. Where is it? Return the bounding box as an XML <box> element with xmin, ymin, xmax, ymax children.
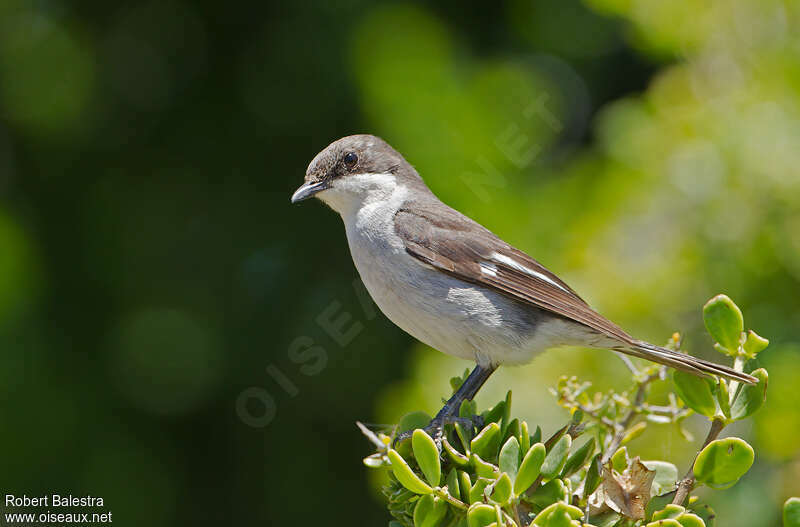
<box><xmin>364</xmin><ymin>295</ymin><xmax>771</xmax><ymax>526</ymax></box>
<box><xmin>0</xmin><ymin>0</ymin><xmax>798</xmax><ymax>526</ymax></box>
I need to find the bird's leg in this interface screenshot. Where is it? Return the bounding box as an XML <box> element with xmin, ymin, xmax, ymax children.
<box><xmin>394</xmin><ymin>364</ymin><xmax>496</xmax><ymax>445</ymax></box>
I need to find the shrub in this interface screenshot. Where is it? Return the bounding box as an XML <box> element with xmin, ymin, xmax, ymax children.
<box><xmin>360</xmin><ymin>295</ymin><xmax>791</xmax><ymax>527</ymax></box>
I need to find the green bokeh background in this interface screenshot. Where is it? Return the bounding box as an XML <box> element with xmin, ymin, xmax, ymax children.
<box><xmin>0</xmin><ymin>0</ymin><xmax>798</xmax><ymax>525</ymax></box>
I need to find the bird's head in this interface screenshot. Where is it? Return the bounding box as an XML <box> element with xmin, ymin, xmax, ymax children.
<box><xmin>291</xmin><ymin>135</ymin><xmax>423</xmax><ymax>215</ymax></box>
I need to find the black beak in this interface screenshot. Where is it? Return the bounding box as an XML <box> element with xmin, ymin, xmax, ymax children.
<box><xmin>291</xmin><ymin>180</ymin><xmax>328</xmax><ymax>203</ymax></box>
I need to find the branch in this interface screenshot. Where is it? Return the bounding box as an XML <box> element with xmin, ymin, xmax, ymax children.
<box><xmin>672</xmin><ymin>418</ymin><xmax>725</xmax><ymax>505</ymax></box>
<box><xmin>601</xmin><ymin>372</ymin><xmax>660</xmax><ymax>463</ymax></box>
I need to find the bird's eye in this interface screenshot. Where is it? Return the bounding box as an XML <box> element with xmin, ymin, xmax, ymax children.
<box><xmin>343</xmin><ymin>152</ymin><xmax>358</xmax><ymax>167</ymax></box>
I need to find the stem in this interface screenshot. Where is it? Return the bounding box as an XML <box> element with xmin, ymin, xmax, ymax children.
<box><xmin>672</xmin><ymin>418</ymin><xmax>725</xmax><ymax>505</ymax></box>
<box><xmin>433</xmin><ymin>487</ymin><xmax>467</xmax><ymax>511</ymax></box>
<box><xmin>602</xmin><ymin>372</ymin><xmax>659</xmax><ymax>463</ymax></box>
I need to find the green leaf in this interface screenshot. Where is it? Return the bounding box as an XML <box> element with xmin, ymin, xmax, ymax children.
<box><xmin>455</xmin><ymin>421</ymin><xmax>473</xmax><ymax>453</ymax></box>
<box><xmin>514</xmin><ymin>442</ymin><xmax>546</xmax><ymax>496</ymax></box>
<box><xmin>703</xmin><ymin>294</ymin><xmax>744</xmax><ymax>352</ymax></box>
<box><xmin>730</xmin><ymin>368</ymin><xmax>768</xmax><ymax>420</ymax></box>
<box><xmin>784</xmin><ymin>497</ymin><xmax>800</xmax><ymax>527</ymax></box>
<box><xmin>450</xmin><ymin>369</ymin><xmax>470</xmax><ymax>393</ymax></box>
<box><xmin>743</xmin><ymin>330</ymin><xmax>769</xmax><ymax>358</ymax></box>
<box><xmin>412</xmin><ymin>429</ymin><xmax>441</xmax><ymax>486</ymax></box>
<box><xmin>652</xmin><ymin>504</ymin><xmax>686</xmax><ymax>520</ymax></box>
<box><xmin>467</xmin><ymin>503</ymin><xmax>496</xmax><ymax>527</ymax></box>
<box><xmin>542</xmin><ymin>509</ymin><xmax>577</xmax><ymax>527</ymax></box>
<box><xmin>490</xmin><ymin>472</ymin><xmax>512</xmax><ymax>505</ymax></box>
<box><xmin>541</xmin><ymin>435</ymin><xmax>572</xmax><ymax>480</ymax></box>
<box><xmin>526</xmin><ymin>478</ymin><xmax>568</xmax><ymax>509</ymax></box>
<box><xmin>610</xmin><ymin>447</ymin><xmax>628</xmax><ymax>473</ymax></box>
<box><xmin>519</xmin><ymin>421</ymin><xmax>531</xmax><ymax>454</ymax></box>
<box><xmin>399</xmin><ymin>412</ymin><xmax>433</xmax><ymax>433</ymax></box>
<box><xmin>388</xmin><ymin>449</ymin><xmax>432</xmax><ymax>494</ymax></box>
<box><xmin>458</xmin><ymin>471</ymin><xmax>472</xmax><ymax>503</ymax></box>
<box><xmin>588</xmin><ymin>511</ymin><xmax>621</xmax><ymax>527</ymax></box>
<box><xmin>646</xmin><ymin>520</ymin><xmax>682</xmax><ymax>527</ymax></box>
<box><xmin>691</xmin><ymin>503</ymin><xmax>716</xmax><ymax>527</ymax></box>
<box><xmin>469</xmin><ymin>478</ymin><xmax>493</xmax><ymax>505</ymax></box>
<box><xmin>445</xmin><ymin>468</ymin><xmax>460</xmax><ymax>500</ymax></box>
<box><xmin>471</xmin><ymin>453</ymin><xmax>499</xmax><ymax>479</ymax></box>
<box><xmin>584</xmin><ymin>454</ymin><xmax>603</xmax><ymax>496</ymax></box>
<box><xmin>621</xmin><ymin>421</ymin><xmax>647</xmax><ymax>444</ymax></box>
<box><xmin>673</xmin><ymin>371</ymin><xmax>718</xmax><ymax>417</ymax></box>
<box><xmin>677</xmin><ymin>513</ymin><xmax>706</xmax><ymax>527</ymax></box>
<box><xmin>561</xmin><ymin>438</ymin><xmax>595</xmax><ymax>478</ymax></box>
<box><xmin>693</xmin><ymin>437</ymin><xmax>754</xmax><ymax>489</ymax></box>
<box><xmin>498</xmin><ymin>436</ymin><xmax>521</xmax><ymax>481</ymax></box>
<box><xmin>532</xmin><ymin>502</ymin><xmax>583</xmax><ymax>526</ymax></box>
<box><xmin>532</xmin><ymin>425</ymin><xmax>542</xmax><ymax>444</ymax></box>
<box><xmin>471</xmin><ymin>422</ymin><xmax>502</xmax><ymax>460</ymax></box>
<box><xmin>501</xmin><ymin>391</ymin><xmax>512</xmax><ymax>431</ymax></box>
<box><xmin>504</xmin><ymin>418</ymin><xmax>520</xmax><ymax>445</ymax></box>
<box><xmin>414</xmin><ymin>494</ymin><xmax>448</xmax><ymax>527</ymax></box>
<box><xmin>460</xmin><ymin>399</ymin><xmax>477</xmax><ymax>419</ymax></box>
<box><xmin>483</xmin><ymin>401</ymin><xmax>506</xmax><ymax>426</ymax></box>
<box><xmin>443</xmin><ymin>437</ymin><xmax>470</xmax><ymax>467</ymax></box>
<box><xmin>643</xmin><ymin>460</ymin><xmax>679</xmax><ymax>495</ymax></box>
<box><xmin>716</xmin><ymin>379</ymin><xmax>731</xmax><ymax>419</ymax></box>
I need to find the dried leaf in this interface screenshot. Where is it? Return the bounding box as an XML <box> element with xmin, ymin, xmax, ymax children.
<box><xmin>602</xmin><ymin>457</ymin><xmax>656</xmax><ymax>520</ymax></box>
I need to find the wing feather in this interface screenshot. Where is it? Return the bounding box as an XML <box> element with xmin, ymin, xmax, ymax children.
<box><xmin>394</xmin><ymin>206</ymin><xmax>635</xmax><ymax>345</ymax></box>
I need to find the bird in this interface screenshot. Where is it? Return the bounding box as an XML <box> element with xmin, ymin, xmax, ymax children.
<box><xmin>291</xmin><ymin>134</ymin><xmax>756</xmax><ymax>437</ymax></box>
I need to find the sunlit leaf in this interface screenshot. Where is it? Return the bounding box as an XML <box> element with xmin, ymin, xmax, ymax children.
<box><xmin>652</xmin><ymin>504</ymin><xmax>685</xmax><ymax>520</ymax></box>
<box><xmin>490</xmin><ymin>472</ymin><xmax>512</xmax><ymax>505</ymax></box>
<box><xmin>673</xmin><ymin>371</ymin><xmax>717</xmax><ymax>417</ymax></box>
<box><xmin>388</xmin><ymin>449</ymin><xmax>432</xmax><ymax>494</ymax></box>
<box><xmin>642</xmin><ymin>460</ymin><xmax>679</xmax><ymax>495</ymax></box>
<box><xmin>514</xmin><ymin>442</ymin><xmax>546</xmax><ymax>496</ymax></box>
<box><xmin>412</xmin><ymin>429</ymin><xmax>441</xmax><ymax>486</ymax></box>
<box><xmin>413</xmin><ymin>494</ymin><xmax>447</xmax><ymax>527</ymax></box>
<box><xmin>742</xmin><ymin>330</ymin><xmax>769</xmax><ymax>358</ymax></box>
<box><xmin>445</xmin><ymin>468</ymin><xmax>460</xmax><ymax>500</ymax></box>
<box><xmin>467</xmin><ymin>503</ymin><xmax>497</xmax><ymax>527</ymax></box>
<box><xmin>703</xmin><ymin>294</ymin><xmax>744</xmax><ymax>353</ymax></box>
<box><xmin>532</xmin><ymin>502</ymin><xmax>583</xmax><ymax>526</ymax></box>
<box><xmin>443</xmin><ymin>437</ymin><xmax>470</xmax><ymax>467</ymax></box>
<box><xmin>784</xmin><ymin>497</ymin><xmax>800</xmax><ymax>527</ymax></box>
<box><xmin>541</xmin><ymin>435</ymin><xmax>572</xmax><ymax>480</ymax></box>
<box><xmin>472</xmin><ymin>453</ymin><xmax>499</xmax><ymax>479</ymax></box>
<box><xmin>471</xmin><ymin>422</ymin><xmax>502</xmax><ymax>460</ymax></box>
<box><xmin>730</xmin><ymin>368</ymin><xmax>768</xmax><ymax>421</ymax></box>
<box><xmin>693</xmin><ymin>438</ymin><xmax>754</xmax><ymax>489</ymax></box>
<box><xmin>499</xmin><ymin>436</ymin><xmax>521</xmax><ymax>481</ymax></box>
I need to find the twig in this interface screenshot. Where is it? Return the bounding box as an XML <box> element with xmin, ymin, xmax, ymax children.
<box><xmin>601</xmin><ymin>372</ymin><xmax>659</xmax><ymax>463</ymax></box>
<box><xmin>433</xmin><ymin>487</ymin><xmax>468</xmax><ymax>511</ymax></box>
<box><xmin>616</xmin><ymin>352</ymin><xmax>639</xmax><ymax>375</ymax></box>
<box><xmin>672</xmin><ymin>418</ymin><xmax>725</xmax><ymax>505</ymax></box>
<box><xmin>574</xmin><ymin>402</ymin><xmax>618</xmax><ymax>429</ymax></box>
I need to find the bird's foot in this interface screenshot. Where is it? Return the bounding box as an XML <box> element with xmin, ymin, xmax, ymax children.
<box><xmin>392</xmin><ymin>414</ymin><xmax>483</xmax><ymax>448</ymax></box>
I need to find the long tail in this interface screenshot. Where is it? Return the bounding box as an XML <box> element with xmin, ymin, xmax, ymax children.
<box><xmin>616</xmin><ymin>340</ymin><xmax>757</xmax><ymax>385</ymax></box>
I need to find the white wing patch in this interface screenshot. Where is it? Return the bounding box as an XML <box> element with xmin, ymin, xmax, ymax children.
<box><xmin>491</xmin><ymin>252</ymin><xmax>571</xmax><ymax>293</ymax></box>
<box><xmin>479</xmin><ymin>262</ymin><xmax>498</xmax><ymax>277</ymax></box>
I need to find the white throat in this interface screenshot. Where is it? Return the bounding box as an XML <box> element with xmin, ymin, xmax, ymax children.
<box><xmin>317</xmin><ymin>172</ymin><xmax>402</xmax><ymax>219</ymax></box>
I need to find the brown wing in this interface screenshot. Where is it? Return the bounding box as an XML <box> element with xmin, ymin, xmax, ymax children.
<box><xmin>393</xmin><ymin>204</ymin><xmax>635</xmax><ymax>345</ymax></box>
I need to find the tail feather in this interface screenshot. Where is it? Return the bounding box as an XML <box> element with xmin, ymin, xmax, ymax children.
<box><xmin>616</xmin><ymin>341</ymin><xmax>757</xmax><ymax>385</ymax></box>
